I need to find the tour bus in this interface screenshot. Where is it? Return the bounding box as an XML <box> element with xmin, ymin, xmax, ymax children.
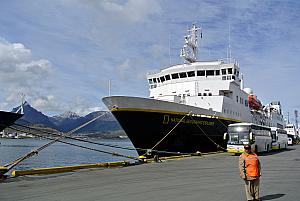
<box><xmin>225</xmin><ymin>123</ymin><xmax>272</xmax><ymax>154</ymax></box>
<box><xmin>270</xmin><ymin>127</ymin><xmax>288</xmax><ymax>150</ymax></box>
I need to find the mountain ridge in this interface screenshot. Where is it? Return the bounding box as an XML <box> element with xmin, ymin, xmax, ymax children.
<box><xmin>12</xmin><ymin>102</ymin><xmax>122</xmax><ymax>134</ymax></box>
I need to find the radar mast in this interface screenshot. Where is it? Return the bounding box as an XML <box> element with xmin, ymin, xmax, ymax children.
<box><xmin>180</xmin><ymin>24</ymin><xmax>202</xmax><ymax>63</ymax></box>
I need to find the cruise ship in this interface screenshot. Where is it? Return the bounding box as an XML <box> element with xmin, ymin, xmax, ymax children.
<box><xmin>102</xmin><ymin>24</ymin><xmax>285</xmax><ymax>156</ymax></box>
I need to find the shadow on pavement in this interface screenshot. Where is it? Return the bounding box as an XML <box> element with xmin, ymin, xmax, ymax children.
<box><xmin>261</xmin><ymin>193</ymin><xmax>285</xmax><ymax>200</ymax></box>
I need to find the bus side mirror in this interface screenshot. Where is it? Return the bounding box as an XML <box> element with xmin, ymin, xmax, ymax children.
<box><xmin>223</xmin><ymin>132</ymin><xmax>228</xmax><ymax>141</ymax></box>
<box><xmin>249</xmin><ymin>132</ymin><xmax>255</xmax><ymax>142</ymax></box>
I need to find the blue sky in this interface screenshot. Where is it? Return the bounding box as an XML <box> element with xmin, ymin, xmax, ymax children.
<box><xmin>0</xmin><ymin>0</ymin><xmax>299</xmax><ymax>121</ymax></box>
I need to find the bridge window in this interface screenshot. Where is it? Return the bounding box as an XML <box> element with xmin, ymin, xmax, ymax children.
<box><xmin>165</xmin><ymin>74</ymin><xmax>171</xmax><ymax>80</ymax></box>
<box><xmin>221</xmin><ymin>69</ymin><xmax>226</xmax><ymax>75</ymax></box>
<box><xmin>215</xmin><ymin>70</ymin><xmax>220</xmax><ymax>75</ymax></box>
<box><xmin>171</xmin><ymin>73</ymin><xmax>179</xmax><ymax>79</ymax></box>
<box><xmin>197</xmin><ymin>70</ymin><xmax>205</xmax><ymax>76</ymax></box>
<box><xmin>187</xmin><ymin>71</ymin><xmax>195</xmax><ymax>77</ymax></box>
<box><xmin>148</xmin><ymin>79</ymin><xmax>153</xmax><ymax>84</ymax></box>
<box><xmin>228</xmin><ymin>68</ymin><xmax>233</xmax><ymax>74</ymax></box>
<box><xmin>206</xmin><ymin>70</ymin><xmax>214</xmax><ymax>76</ymax></box>
<box><xmin>179</xmin><ymin>72</ymin><xmax>187</xmax><ymax>78</ymax></box>
<box><xmin>160</xmin><ymin>76</ymin><xmax>165</xmax><ymax>82</ymax></box>
<box><xmin>153</xmin><ymin>78</ymin><xmax>157</xmax><ymax>83</ymax></box>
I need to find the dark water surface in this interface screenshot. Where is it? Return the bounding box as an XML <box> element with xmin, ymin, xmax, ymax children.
<box><xmin>0</xmin><ymin>138</ymin><xmax>138</xmax><ymax>170</ymax></box>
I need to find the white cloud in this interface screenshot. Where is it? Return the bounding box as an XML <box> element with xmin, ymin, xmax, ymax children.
<box><xmin>65</xmin><ymin>96</ymin><xmax>102</xmax><ymax>116</ymax></box>
<box><xmin>100</xmin><ymin>0</ymin><xmax>162</xmax><ymax>23</ymax></box>
<box><xmin>0</xmin><ymin>38</ymin><xmax>55</xmax><ymax>110</ymax></box>
<box><xmin>32</xmin><ymin>95</ymin><xmax>55</xmax><ymax>108</ymax></box>
<box><xmin>115</xmin><ymin>59</ymin><xmax>131</xmax><ymax>80</ymax></box>
<box><xmin>0</xmin><ymin>38</ymin><xmax>53</xmax><ymax>82</ymax></box>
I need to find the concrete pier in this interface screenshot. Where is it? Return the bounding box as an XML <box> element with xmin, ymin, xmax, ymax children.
<box><xmin>1</xmin><ymin>145</ymin><xmax>299</xmax><ymax>201</ymax></box>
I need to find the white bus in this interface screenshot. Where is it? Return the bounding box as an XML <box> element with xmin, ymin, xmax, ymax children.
<box><xmin>271</xmin><ymin>127</ymin><xmax>288</xmax><ymax>150</ymax></box>
<box><xmin>225</xmin><ymin>123</ymin><xmax>272</xmax><ymax>154</ymax></box>
<box><xmin>285</xmin><ymin>124</ymin><xmax>299</xmax><ymax>145</ymax></box>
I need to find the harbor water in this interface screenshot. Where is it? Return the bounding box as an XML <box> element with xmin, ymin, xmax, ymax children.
<box><xmin>0</xmin><ymin>138</ymin><xmax>138</xmax><ymax>170</ymax></box>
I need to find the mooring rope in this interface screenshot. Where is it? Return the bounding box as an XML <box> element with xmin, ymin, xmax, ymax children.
<box><xmin>3</xmin><ymin>112</ymin><xmax>110</xmax><ymax>172</ymax></box>
<box><xmin>3</xmin><ymin>109</ymin><xmax>229</xmax><ymax>171</ymax></box>
<box><xmin>189</xmin><ymin>114</ymin><xmax>227</xmax><ymax>151</ymax></box>
<box><xmin>10</xmin><ymin>123</ymin><xmax>196</xmax><ymax>157</ymax></box>
<box><xmin>8</xmin><ymin>125</ymin><xmax>139</xmax><ymax>161</ymax></box>
<box><xmin>150</xmin><ymin>111</ymin><xmax>192</xmax><ymax>151</ymax></box>
<box><xmin>12</xmin><ymin>123</ymin><xmax>137</xmax><ymax>151</ymax></box>
<box><xmin>11</xmin><ymin>123</ymin><xmax>197</xmax><ymax>156</ymax></box>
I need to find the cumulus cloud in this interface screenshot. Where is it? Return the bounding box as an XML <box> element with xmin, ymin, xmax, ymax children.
<box><xmin>0</xmin><ymin>38</ymin><xmax>55</xmax><ymax>110</ymax></box>
<box><xmin>0</xmin><ymin>38</ymin><xmax>52</xmax><ymax>80</ymax></box>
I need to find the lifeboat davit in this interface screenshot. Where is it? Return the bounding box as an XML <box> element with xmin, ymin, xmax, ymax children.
<box><xmin>248</xmin><ymin>94</ymin><xmax>262</xmax><ymax>110</ymax></box>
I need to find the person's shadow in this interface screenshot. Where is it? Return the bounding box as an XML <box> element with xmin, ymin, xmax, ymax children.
<box><xmin>261</xmin><ymin>193</ymin><xmax>285</xmax><ymax>200</ymax></box>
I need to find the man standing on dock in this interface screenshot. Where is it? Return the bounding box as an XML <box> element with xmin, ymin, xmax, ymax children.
<box><xmin>239</xmin><ymin>144</ymin><xmax>261</xmax><ymax>201</ymax></box>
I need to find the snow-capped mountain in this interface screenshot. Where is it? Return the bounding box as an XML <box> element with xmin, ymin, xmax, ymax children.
<box><xmin>12</xmin><ymin>102</ymin><xmax>122</xmax><ymax>133</ymax></box>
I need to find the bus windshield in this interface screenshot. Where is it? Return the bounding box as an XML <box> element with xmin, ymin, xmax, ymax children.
<box><xmin>228</xmin><ymin>125</ymin><xmax>250</xmax><ymax>145</ymax></box>
<box><xmin>228</xmin><ymin>132</ymin><xmax>249</xmax><ymax>144</ymax></box>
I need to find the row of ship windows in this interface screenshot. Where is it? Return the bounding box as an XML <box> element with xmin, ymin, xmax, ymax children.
<box><xmin>237</xmin><ymin>96</ymin><xmax>249</xmax><ymax>107</ymax></box>
<box><xmin>155</xmin><ymin>91</ymin><xmax>249</xmax><ymax>109</ymax></box>
<box><xmin>148</xmin><ymin>68</ymin><xmax>239</xmax><ymax>84</ymax></box>
<box><xmin>224</xmin><ymin>109</ymin><xmax>242</xmax><ymax>117</ymax></box>
<box><xmin>149</xmin><ymin>75</ymin><xmax>236</xmax><ymax>89</ymax></box>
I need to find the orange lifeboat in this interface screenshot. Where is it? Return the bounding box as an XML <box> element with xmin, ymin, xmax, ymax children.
<box><xmin>248</xmin><ymin>94</ymin><xmax>262</xmax><ymax>110</ymax></box>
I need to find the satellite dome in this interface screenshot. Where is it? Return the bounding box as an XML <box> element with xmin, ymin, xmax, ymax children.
<box><xmin>243</xmin><ymin>88</ymin><xmax>253</xmax><ymax>95</ymax></box>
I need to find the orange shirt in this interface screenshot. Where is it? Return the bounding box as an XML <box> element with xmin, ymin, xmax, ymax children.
<box><xmin>239</xmin><ymin>152</ymin><xmax>261</xmax><ymax>180</ymax></box>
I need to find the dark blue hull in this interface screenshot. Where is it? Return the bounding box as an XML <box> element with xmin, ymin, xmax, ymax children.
<box><xmin>111</xmin><ymin>110</ymin><xmax>239</xmax><ymax>156</ymax></box>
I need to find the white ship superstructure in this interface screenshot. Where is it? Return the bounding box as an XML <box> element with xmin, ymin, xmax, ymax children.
<box><xmin>147</xmin><ymin>60</ymin><xmax>252</xmax><ymax>122</ymax></box>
